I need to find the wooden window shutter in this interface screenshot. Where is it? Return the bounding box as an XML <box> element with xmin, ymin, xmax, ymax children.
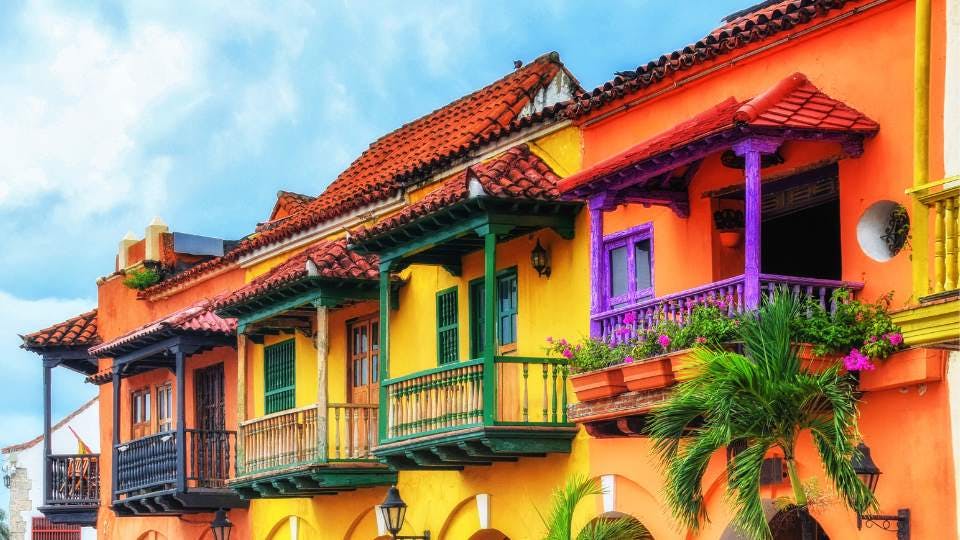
<box><xmin>436</xmin><ymin>287</ymin><xmax>459</xmax><ymax>365</ymax></box>
<box><xmin>264</xmin><ymin>340</ymin><xmax>296</xmax><ymax>414</ymax></box>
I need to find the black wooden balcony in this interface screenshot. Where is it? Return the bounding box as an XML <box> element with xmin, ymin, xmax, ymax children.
<box><xmin>38</xmin><ymin>454</ymin><xmax>100</xmax><ymax>525</ymax></box>
<box><xmin>112</xmin><ymin>429</ymin><xmax>245</xmax><ymax>515</ymax></box>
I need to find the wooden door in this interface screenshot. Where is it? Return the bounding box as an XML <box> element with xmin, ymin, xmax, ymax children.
<box><xmin>193</xmin><ymin>363</ymin><xmax>226</xmax><ymax>487</ymax></box>
<box><xmin>348</xmin><ymin>317</ymin><xmax>380</xmax><ymax>405</ymax></box>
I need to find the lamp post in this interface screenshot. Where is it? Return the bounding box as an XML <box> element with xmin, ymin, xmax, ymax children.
<box><xmin>852</xmin><ymin>442</ymin><xmax>910</xmax><ymax>539</ymax></box>
<box><xmin>379</xmin><ymin>486</ymin><xmax>430</xmax><ymax>540</ymax></box>
<box><xmin>210</xmin><ymin>508</ymin><xmax>233</xmax><ymax>540</ymax></box>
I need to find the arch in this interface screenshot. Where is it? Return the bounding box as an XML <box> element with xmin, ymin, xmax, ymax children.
<box><xmin>468</xmin><ymin>528</ymin><xmax>510</xmax><ymax>540</ymax></box>
<box><xmin>344</xmin><ymin>505</ymin><xmax>383</xmax><ymax>540</ymax></box>
<box><xmin>136</xmin><ymin>532</ymin><xmax>168</xmax><ymax>540</ymax></box>
<box><xmin>596</xmin><ymin>474</ymin><xmax>673</xmax><ymax>540</ymax></box>
<box><xmin>769</xmin><ymin>509</ymin><xmax>830</xmax><ymax>540</ymax></box>
<box><xmin>585</xmin><ymin>512</ymin><xmax>654</xmax><ymax>539</ymax></box>
<box><xmin>437</xmin><ymin>494</ymin><xmax>483</xmax><ymax>539</ymax></box>
<box><xmin>263</xmin><ymin>514</ymin><xmax>321</xmax><ymax>540</ymax></box>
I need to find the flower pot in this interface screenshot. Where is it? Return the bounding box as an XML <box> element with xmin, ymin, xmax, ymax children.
<box><xmin>718</xmin><ymin>230</ymin><xmax>743</xmax><ymax>248</ymax></box>
<box><xmin>622</xmin><ymin>349</ymin><xmax>694</xmax><ymax>391</ymax></box>
<box><xmin>796</xmin><ymin>343</ymin><xmax>841</xmax><ymax>372</ymax></box>
<box><xmin>570</xmin><ymin>365</ymin><xmax>626</xmax><ymax>401</ymax></box>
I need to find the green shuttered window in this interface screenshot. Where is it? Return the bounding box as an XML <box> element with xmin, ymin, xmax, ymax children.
<box><xmin>436</xmin><ymin>287</ymin><xmax>459</xmax><ymax>365</ymax></box>
<box><xmin>469</xmin><ymin>267</ymin><xmax>518</xmax><ymax>357</ymax></box>
<box><xmin>264</xmin><ymin>340</ymin><xmax>295</xmax><ymax>414</ymax></box>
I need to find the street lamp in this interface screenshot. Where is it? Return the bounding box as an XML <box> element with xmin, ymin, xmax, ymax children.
<box><xmin>851</xmin><ymin>442</ymin><xmax>910</xmax><ymax>540</ymax></box>
<box><xmin>379</xmin><ymin>486</ymin><xmax>430</xmax><ymax>540</ymax></box>
<box><xmin>530</xmin><ymin>239</ymin><xmax>551</xmax><ymax>278</ymax></box>
<box><xmin>210</xmin><ymin>508</ymin><xmax>233</xmax><ymax>540</ymax></box>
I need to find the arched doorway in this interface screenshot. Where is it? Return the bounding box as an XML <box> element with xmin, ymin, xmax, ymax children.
<box><xmin>468</xmin><ymin>529</ymin><xmax>510</xmax><ymax>540</ymax></box>
<box><xmin>769</xmin><ymin>509</ymin><xmax>829</xmax><ymax>540</ymax></box>
<box><xmin>587</xmin><ymin>512</ymin><xmax>654</xmax><ymax>539</ymax></box>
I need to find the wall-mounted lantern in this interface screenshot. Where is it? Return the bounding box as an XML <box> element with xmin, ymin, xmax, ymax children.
<box><xmin>210</xmin><ymin>508</ymin><xmax>233</xmax><ymax>540</ymax></box>
<box><xmin>851</xmin><ymin>442</ymin><xmax>910</xmax><ymax>539</ymax></box>
<box><xmin>379</xmin><ymin>486</ymin><xmax>430</xmax><ymax>540</ymax></box>
<box><xmin>530</xmin><ymin>239</ymin><xmax>551</xmax><ymax>278</ymax></box>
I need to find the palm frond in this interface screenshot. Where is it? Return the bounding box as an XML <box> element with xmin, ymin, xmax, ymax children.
<box><xmin>542</xmin><ymin>475</ymin><xmax>604</xmax><ymax>540</ymax></box>
<box><xmin>727</xmin><ymin>437</ymin><xmax>775</xmax><ymax>540</ymax></box>
<box><xmin>576</xmin><ymin>516</ymin><xmax>653</xmax><ymax>540</ymax></box>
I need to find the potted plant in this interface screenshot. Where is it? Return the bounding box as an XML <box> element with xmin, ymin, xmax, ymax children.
<box><xmin>546</xmin><ymin>337</ymin><xmax>626</xmax><ymax>401</ymax></box>
<box><xmin>714</xmin><ymin>208</ymin><xmax>744</xmax><ymax>248</ymax></box>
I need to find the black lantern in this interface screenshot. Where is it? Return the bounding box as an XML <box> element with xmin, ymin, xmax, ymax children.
<box><xmin>379</xmin><ymin>486</ymin><xmax>430</xmax><ymax>540</ymax></box>
<box><xmin>210</xmin><ymin>508</ymin><xmax>233</xmax><ymax>540</ymax></box>
<box><xmin>852</xmin><ymin>442</ymin><xmax>881</xmax><ymax>493</ymax></box>
<box><xmin>530</xmin><ymin>239</ymin><xmax>551</xmax><ymax>278</ymax></box>
<box><xmin>850</xmin><ymin>442</ymin><xmax>910</xmax><ymax>539</ymax></box>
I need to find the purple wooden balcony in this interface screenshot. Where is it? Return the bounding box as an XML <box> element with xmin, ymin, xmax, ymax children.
<box><xmin>593</xmin><ymin>273</ymin><xmax>863</xmax><ymax>342</ymax></box>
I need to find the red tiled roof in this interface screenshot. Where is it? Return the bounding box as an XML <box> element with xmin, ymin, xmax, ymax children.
<box><xmin>141</xmin><ymin>54</ymin><xmax>574</xmax><ymax>300</ymax></box>
<box><xmin>89</xmin><ymin>298</ymin><xmax>236</xmax><ymax>357</ymax></box>
<box><xmin>559</xmin><ymin>73</ymin><xmax>878</xmax><ymax>193</ymax></box>
<box><xmin>85</xmin><ymin>368</ymin><xmax>112</xmax><ymax>386</ymax></box>
<box><xmin>261</xmin><ymin>190</ymin><xmax>316</xmax><ymax>230</ymax></box>
<box><xmin>566</xmin><ymin>0</ymin><xmax>868</xmax><ymax>117</ymax></box>
<box><xmin>214</xmin><ymin>238</ymin><xmax>381</xmax><ymax>312</ymax></box>
<box><xmin>351</xmin><ymin>144</ymin><xmax>561</xmax><ymax>243</ymax></box>
<box><xmin>21</xmin><ymin>309</ymin><xmax>100</xmax><ymax>350</ymax></box>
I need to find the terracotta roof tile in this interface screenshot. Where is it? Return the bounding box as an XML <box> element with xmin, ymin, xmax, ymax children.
<box><xmin>560</xmin><ymin>73</ymin><xmax>878</xmax><ymax>194</ymax></box>
<box><xmin>351</xmin><ymin>144</ymin><xmax>560</xmax><ymax>243</ymax></box>
<box><xmin>90</xmin><ymin>298</ymin><xmax>236</xmax><ymax>357</ymax></box>
<box><xmin>566</xmin><ymin>0</ymin><xmax>867</xmax><ymax>117</ymax></box>
<box><xmin>213</xmin><ymin>238</ymin><xmax>381</xmax><ymax>312</ymax></box>
<box><xmin>21</xmin><ymin>309</ymin><xmax>100</xmax><ymax>350</ymax></box>
<box><xmin>141</xmin><ymin>54</ymin><xmax>574</xmax><ymax>299</ymax></box>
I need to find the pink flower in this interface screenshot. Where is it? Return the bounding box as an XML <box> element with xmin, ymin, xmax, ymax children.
<box><xmin>843</xmin><ymin>348</ymin><xmax>876</xmax><ymax>372</ymax></box>
<box><xmin>695</xmin><ymin>336</ymin><xmax>708</xmax><ymax>344</ymax></box>
<box><xmin>623</xmin><ymin>311</ymin><xmax>637</xmax><ymax>325</ymax></box>
<box><xmin>886</xmin><ymin>332</ymin><xmax>904</xmax><ymax>347</ymax></box>
<box><xmin>623</xmin><ymin>356</ymin><xmax>635</xmax><ymax>364</ymax></box>
<box><xmin>559</xmin><ymin>338</ymin><xmax>568</xmax><ymax>346</ymax></box>
<box><xmin>717</xmin><ymin>300</ymin><xmax>727</xmax><ymax>310</ymax></box>
<box><xmin>546</xmin><ymin>336</ymin><xmax>554</xmax><ymax>344</ymax></box>
<box><xmin>562</xmin><ymin>348</ymin><xmax>574</xmax><ymax>359</ymax></box>
<box><xmin>657</xmin><ymin>334</ymin><xmax>671</xmax><ymax>350</ymax></box>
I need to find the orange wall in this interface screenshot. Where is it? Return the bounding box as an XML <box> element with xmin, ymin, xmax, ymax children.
<box><xmin>580</xmin><ymin>0</ymin><xmax>938</xmax><ymax>308</ymax></box>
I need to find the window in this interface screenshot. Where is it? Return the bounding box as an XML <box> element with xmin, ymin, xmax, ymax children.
<box><xmin>131</xmin><ymin>388</ymin><xmax>151</xmax><ymax>439</ymax></box>
<box><xmin>469</xmin><ymin>267</ymin><xmax>519</xmax><ymax>357</ymax></box>
<box><xmin>436</xmin><ymin>287</ymin><xmax>459</xmax><ymax>365</ymax></box>
<box><xmin>602</xmin><ymin>224</ymin><xmax>653</xmax><ymax>309</ymax></box>
<box><xmin>264</xmin><ymin>340</ymin><xmax>295</xmax><ymax>414</ymax></box>
<box><xmin>156</xmin><ymin>383</ymin><xmax>173</xmax><ymax>432</ymax></box>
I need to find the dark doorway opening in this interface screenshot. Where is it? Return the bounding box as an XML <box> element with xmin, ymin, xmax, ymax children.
<box><xmin>770</xmin><ymin>508</ymin><xmax>830</xmax><ymax>540</ymax></box>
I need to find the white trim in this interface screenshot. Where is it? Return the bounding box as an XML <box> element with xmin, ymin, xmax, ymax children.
<box><xmin>289</xmin><ymin>515</ymin><xmax>299</xmax><ymax>540</ymax></box>
<box><xmin>945</xmin><ymin>0</ymin><xmax>960</xmax><ymax>177</ymax></box>
<box><xmin>374</xmin><ymin>505</ymin><xmax>388</xmax><ymax>535</ymax></box>
<box><xmin>476</xmin><ymin>493</ymin><xmax>491</xmax><ymax>529</ymax></box>
<box><xmin>601</xmin><ymin>474</ymin><xmax>617</xmax><ymax>513</ymax></box>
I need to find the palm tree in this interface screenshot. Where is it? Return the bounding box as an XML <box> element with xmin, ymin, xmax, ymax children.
<box><xmin>647</xmin><ymin>291</ymin><xmax>875</xmax><ymax>540</ymax></box>
<box><xmin>541</xmin><ymin>475</ymin><xmax>652</xmax><ymax>540</ymax></box>
<box><xmin>0</xmin><ymin>508</ymin><xmax>10</xmax><ymax>540</ymax></box>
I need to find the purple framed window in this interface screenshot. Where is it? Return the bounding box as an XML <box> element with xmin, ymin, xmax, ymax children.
<box><xmin>602</xmin><ymin>223</ymin><xmax>653</xmax><ymax>310</ymax></box>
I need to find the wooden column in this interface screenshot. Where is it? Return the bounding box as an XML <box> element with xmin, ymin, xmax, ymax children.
<box><xmin>235</xmin><ymin>333</ymin><xmax>247</xmax><ymax>470</ymax></box>
<box><xmin>111</xmin><ymin>367</ymin><xmax>121</xmax><ymax>501</ymax></box>
<box><xmin>174</xmin><ymin>347</ymin><xmax>186</xmax><ymax>492</ymax></box>
<box><xmin>481</xmin><ymin>228</ymin><xmax>498</xmax><ymax>425</ymax></box>
<box><xmin>314</xmin><ymin>303</ymin><xmax>329</xmax><ymax>463</ymax></box>
<box><xmin>378</xmin><ymin>261</ymin><xmax>392</xmax><ymax>440</ymax></box>
<box><xmin>588</xmin><ymin>196</ymin><xmax>608</xmax><ymax>337</ymax></box>
<box><xmin>733</xmin><ymin>138</ymin><xmax>781</xmax><ymax>309</ymax></box>
<box><xmin>42</xmin><ymin>361</ymin><xmax>53</xmax><ymax>506</ymax></box>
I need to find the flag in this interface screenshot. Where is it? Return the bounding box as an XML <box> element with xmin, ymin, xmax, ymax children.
<box><xmin>67</xmin><ymin>426</ymin><xmax>92</xmax><ymax>455</ymax></box>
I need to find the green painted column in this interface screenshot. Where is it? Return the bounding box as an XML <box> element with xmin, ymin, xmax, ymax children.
<box><xmin>378</xmin><ymin>261</ymin><xmax>392</xmax><ymax>440</ymax></box>
<box><xmin>482</xmin><ymin>231</ymin><xmax>497</xmax><ymax>425</ymax></box>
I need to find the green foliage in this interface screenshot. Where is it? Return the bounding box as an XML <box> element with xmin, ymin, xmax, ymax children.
<box><xmin>0</xmin><ymin>508</ymin><xmax>9</xmax><ymax>540</ymax></box>
<box><xmin>122</xmin><ymin>267</ymin><xmax>161</xmax><ymax>290</ymax></box>
<box><xmin>546</xmin><ymin>337</ymin><xmax>625</xmax><ymax>373</ymax></box>
<box><xmin>648</xmin><ymin>291</ymin><xmax>875</xmax><ymax>540</ymax></box>
<box><xmin>540</xmin><ymin>475</ymin><xmax>652</xmax><ymax>540</ymax></box>
<box><xmin>793</xmin><ymin>289</ymin><xmax>903</xmax><ymax>360</ymax></box>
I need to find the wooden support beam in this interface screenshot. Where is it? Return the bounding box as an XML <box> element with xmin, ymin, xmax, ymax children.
<box><xmin>236</xmin><ymin>333</ymin><xmax>247</xmax><ymax>470</ymax></box>
<box><xmin>42</xmin><ymin>363</ymin><xmax>52</xmax><ymax>506</ymax></box>
<box><xmin>315</xmin><ymin>304</ymin><xmax>329</xmax><ymax>464</ymax></box>
<box><xmin>174</xmin><ymin>348</ymin><xmax>187</xmax><ymax>492</ymax></box>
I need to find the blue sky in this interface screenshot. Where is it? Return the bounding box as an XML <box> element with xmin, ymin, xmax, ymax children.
<box><xmin>0</xmin><ymin>0</ymin><xmax>747</xmax><ymax>507</ymax></box>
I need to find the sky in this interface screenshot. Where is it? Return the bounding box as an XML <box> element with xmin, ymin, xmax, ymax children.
<box><xmin>0</xmin><ymin>0</ymin><xmax>748</xmax><ymax>509</ymax></box>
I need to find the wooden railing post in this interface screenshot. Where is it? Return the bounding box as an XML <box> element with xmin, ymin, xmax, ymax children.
<box><xmin>174</xmin><ymin>347</ymin><xmax>186</xmax><ymax>492</ymax></box>
<box><xmin>314</xmin><ymin>303</ymin><xmax>329</xmax><ymax>463</ymax></box>
<box><xmin>42</xmin><ymin>361</ymin><xmax>53</xmax><ymax>506</ymax></box>
<box><xmin>588</xmin><ymin>195</ymin><xmax>610</xmax><ymax>337</ymax></box>
<box><xmin>481</xmin><ymin>228</ymin><xmax>498</xmax><ymax>425</ymax></box>
<box><xmin>236</xmin><ymin>333</ymin><xmax>247</xmax><ymax>474</ymax></box>
<box><xmin>378</xmin><ymin>261</ymin><xmax>392</xmax><ymax>442</ymax></box>
<box><xmin>111</xmin><ymin>367</ymin><xmax>121</xmax><ymax>504</ymax></box>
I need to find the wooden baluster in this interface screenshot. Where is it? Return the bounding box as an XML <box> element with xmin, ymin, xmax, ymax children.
<box><xmin>551</xmin><ymin>363</ymin><xmax>558</xmax><ymax>424</ymax></box>
<box><xmin>935</xmin><ymin>199</ymin><xmax>946</xmax><ymax>292</ymax></box>
<box><xmin>522</xmin><ymin>362</ymin><xmax>529</xmax><ymax>422</ymax></box>
<box><xmin>946</xmin><ymin>196</ymin><xmax>958</xmax><ymax>291</ymax></box>
<box><xmin>541</xmin><ymin>363</ymin><xmax>548</xmax><ymax>421</ymax></box>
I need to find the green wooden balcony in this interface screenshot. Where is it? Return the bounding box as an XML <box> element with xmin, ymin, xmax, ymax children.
<box><xmin>230</xmin><ymin>403</ymin><xmax>396</xmax><ymax>498</ymax></box>
<box><xmin>374</xmin><ymin>356</ymin><xmax>577</xmax><ymax>469</ymax></box>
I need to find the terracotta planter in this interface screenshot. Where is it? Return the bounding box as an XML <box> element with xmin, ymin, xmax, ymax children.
<box><xmin>796</xmin><ymin>343</ymin><xmax>841</xmax><ymax>372</ymax></box>
<box><xmin>859</xmin><ymin>347</ymin><xmax>946</xmax><ymax>392</ymax></box>
<box><xmin>622</xmin><ymin>349</ymin><xmax>694</xmax><ymax>391</ymax></box>
<box><xmin>718</xmin><ymin>230</ymin><xmax>743</xmax><ymax>248</ymax></box>
<box><xmin>570</xmin><ymin>365</ymin><xmax>626</xmax><ymax>401</ymax></box>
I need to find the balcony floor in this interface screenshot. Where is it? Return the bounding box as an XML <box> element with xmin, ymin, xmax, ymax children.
<box><xmin>38</xmin><ymin>504</ymin><xmax>99</xmax><ymax>526</ymax></box>
<box><xmin>374</xmin><ymin>425</ymin><xmax>578</xmax><ymax>470</ymax></box>
<box><xmin>230</xmin><ymin>462</ymin><xmax>397</xmax><ymax>499</ymax></box>
<box><xmin>112</xmin><ymin>488</ymin><xmax>247</xmax><ymax>516</ymax></box>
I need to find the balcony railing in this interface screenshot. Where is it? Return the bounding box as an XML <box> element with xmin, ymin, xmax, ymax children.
<box><xmin>382</xmin><ymin>356</ymin><xmax>569</xmax><ymax>443</ymax></box>
<box><xmin>114</xmin><ymin>429</ymin><xmax>236</xmax><ymax>497</ymax></box>
<box><xmin>237</xmin><ymin>403</ymin><xmax>379</xmax><ymax>478</ymax></box>
<box><xmin>919</xmin><ymin>181</ymin><xmax>960</xmax><ymax>295</ymax></box>
<box><xmin>593</xmin><ymin>273</ymin><xmax>864</xmax><ymax>342</ymax></box>
<box><xmin>46</xmin><ymin>454</ymin><xmax>100</xmax><ymax>506</ymax></box>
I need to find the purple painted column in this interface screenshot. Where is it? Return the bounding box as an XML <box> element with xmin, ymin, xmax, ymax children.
<box><xmin>733</xmin><ymin>138</ymin><xmax>781</xmax><ymax>310</ymax></box>
<box><xmin>588</xmin><ymin>194</ymin><xmax>610</xmax><ymax>337</ymax></box>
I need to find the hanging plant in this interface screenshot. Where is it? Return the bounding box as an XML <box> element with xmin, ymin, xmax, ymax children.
<box><xmin>713</xmin><ymin>209</ymin><xmax>744</xmax><ymax>231</ymax></box>
<box><xmin>122</xmin><ymin>268</ymin><xmax>161</xmax><ymax>290</ymax></box>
